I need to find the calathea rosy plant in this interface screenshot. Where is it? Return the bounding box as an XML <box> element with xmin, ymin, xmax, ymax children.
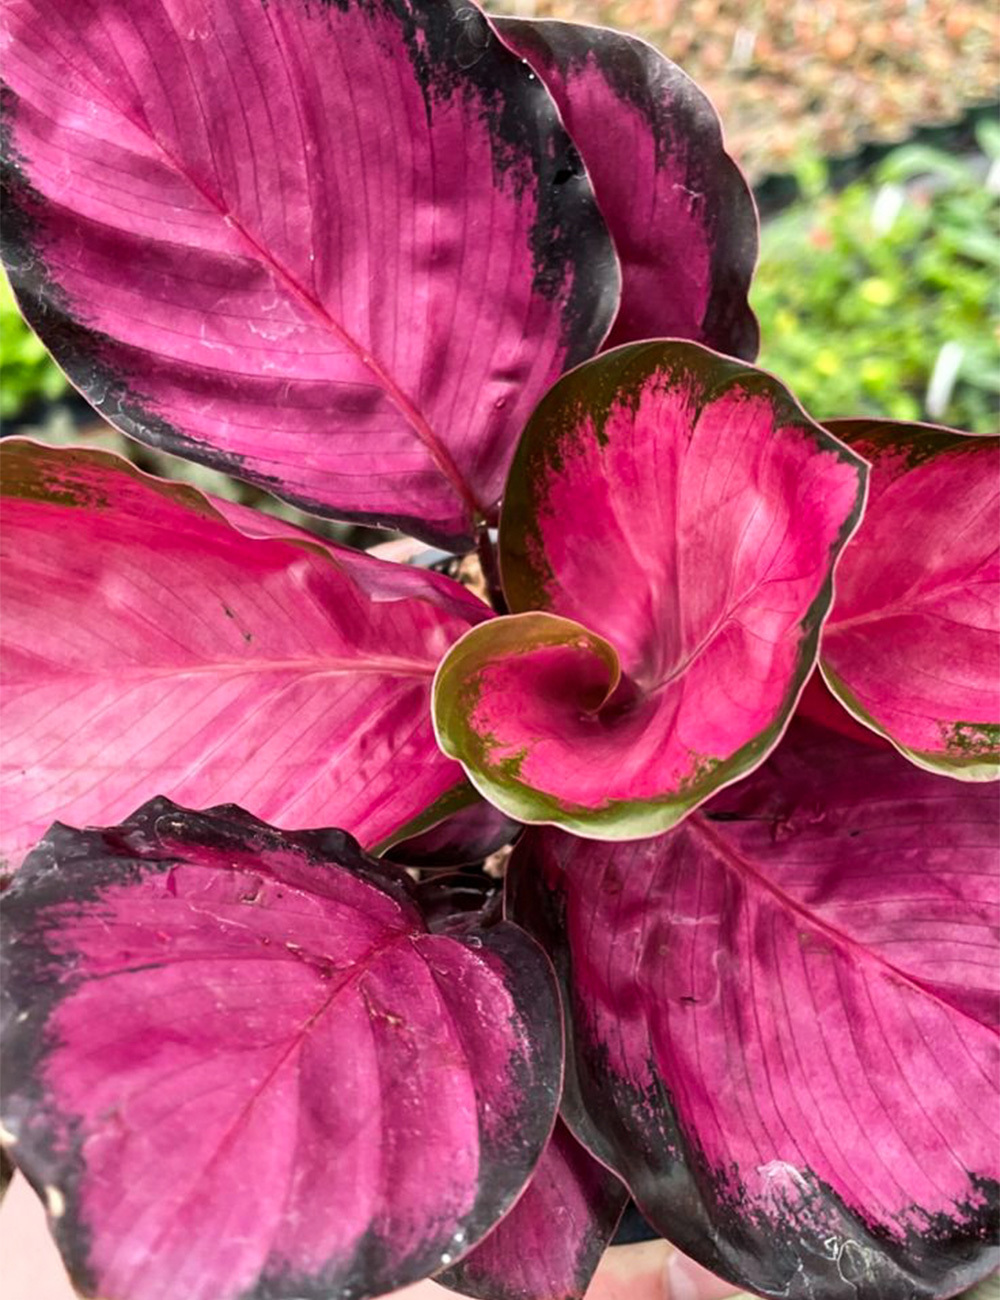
<box><xmin>0</xmin><ymin>3</ymin><xmax>997</xmax><ymax>1300</ymax></box>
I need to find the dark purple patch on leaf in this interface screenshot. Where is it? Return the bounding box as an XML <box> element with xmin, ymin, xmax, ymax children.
<box><xmin>388</xmin><ymin>794</ymin><xmax>522</xmax><ymax>869</ymax></box>
<box><xmin>415</xmin><ymin>870</ymin><xmax>503</xmax><ymax>935</ymax></box>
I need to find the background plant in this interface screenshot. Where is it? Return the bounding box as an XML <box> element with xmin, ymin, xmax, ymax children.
<box><xmin>753</xmin><ymin>122</ymin><xmax>1000</xmax><ymax>433</ymax></box>
<box><xmin>0</xmin><ymin>275</ymin><xmax>66</xmax><ymax>420</ymax></box>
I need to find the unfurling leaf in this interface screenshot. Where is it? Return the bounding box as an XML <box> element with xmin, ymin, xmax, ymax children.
<box><xmin>508</xmin><ymin>722</ymin><xmax>1000</xmax><ymax>1300</ymax></box>
<box><xmin>1</xmin><ymin>0</ymin><xmax>619</xmax><ymax>549</ymax></box>
<box><xmin>822</xmin><ymin>419</ymin><xmax>1000</xmax><ymax>779</ymax></box>
<box><xmin>494</xmin><ymin>18</ymin><xmax>759</xmax><ymax>360</ymax></box>
<box><xmin>1</xmin><ymin>801</ymin><xmax>563</xmax><ymax>1300</ymax></box>
<box><xmin>0</xmin><ymin>440</ymin><xmax>492</xmax><ymax>869</ymax></box>
<box><xmin>435</xmin><ymin>342</ymin><xmax>867</xmax><ymax>837</ymax></box>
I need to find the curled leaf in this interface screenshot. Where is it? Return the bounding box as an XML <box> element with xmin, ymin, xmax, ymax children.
<box><xmin>435</xmin><ymin>343</ymin><xmax>867</xmax><ymax>837</ymax></box>
<box><xmin>494</xmin><ymin>17</ymin><xmax>759</xmax><ymax>360</ymax></box>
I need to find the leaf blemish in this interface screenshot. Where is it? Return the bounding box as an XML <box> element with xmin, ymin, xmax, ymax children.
<box><xmin>942</xmin><ymin>720</ymin><xmax>999</xmax><ymax>758</ymax></box>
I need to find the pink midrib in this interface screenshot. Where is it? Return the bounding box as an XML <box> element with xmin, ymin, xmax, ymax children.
<box><xmin>209</xmin><ymin>202</ymin><xmax>485</xmax><ymax>524</ymax></box>
<box><xmin>6</xmin><ymin>655</ymin><xmax>438</xmax><ymax>682</ymax></box>
<box><xmin>120</xmin><ymin>924</ymin><xmax>422</xmax><ymax>1271</ymax></box>
<box><xmin>825</xmin><ymin>575</ymin><xmax>990</xmax><ymax>636</ymax></box>
<box><xmin>689</xmin><ymin>813</ymin><xmax>999</xmax><ymax>1038</ymax></box>
<box><xmin>20</xmin><ymin>42</ymin><xmax>486</xmax><ymax>525</ymax></box>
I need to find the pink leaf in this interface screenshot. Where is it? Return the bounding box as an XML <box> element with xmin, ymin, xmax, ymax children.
<box><xmin>821</xmin><ymin>420</ymin><xmax>1000</xmax><ymax>779</ymax></box>
<box><xmin>1</xmin><ymin>0</ymin><xmax>619</xmax><ymax>549</ymax></box>
<box><xmin>434</xmin><ymin>342</ymin><xmax>867</xmax><ymax>837</ymax></box>
<box><xmin>493</xmin><ymin>18</ymin><xmax>759</xmax><ymax>360</ymax></box>
<box><xmin>438</xmin><ymin>1120</ymin><xmax>627</xmax><ymax>1300</ymax></box>
<box><xmin>507</xmin><ymin>722</ymin><xmax>1000</xmax><ymax>1299</ymax></box>
<box><xmin>1</xmin><ymin>800</ymin><xmax>563</xmax><ymax>1300</ymax></box>
<box><xmin>0</xmin><ymin>440</ymin><xmax>491</xmax><ymax>870</ymax></box>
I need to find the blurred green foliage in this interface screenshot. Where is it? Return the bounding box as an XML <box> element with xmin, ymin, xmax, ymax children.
<box><xmin>0</xmin><ymin>275</ymin><xmax>67</xmax><ymax>421</ymax></box>
<box><xmin>752</xmin><ymin>123</ymin><xmax>1000</xmax><ymax>434</ymax></box>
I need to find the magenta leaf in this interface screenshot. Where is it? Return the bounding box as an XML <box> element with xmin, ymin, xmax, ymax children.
<box><xmin>434</xmin><ymin>342</ymin><xmax>867</xmax><ymax>837</ymax></box>
<box><xmin>0</xmin><ymin>439</ymin><xmax>492</xmax><ymax>870</ymax></box>
<box><xmin>1</xmin><ymin>799</ymin><xmax>563</xmax><ymax>1300</ymax></box>
<box><xmin>821</xmin><ymin>420</ymin><xmax>1000</xmax><ymax>780</ymax></box>
<box><xmin>493</xmin><ymin>18</ymin><xmax>759</xmax><ymax>360</ymax></box>
<box><xmin>1</xmin><ymin>0</ymin><xmax>619</xmax><ymax>550</ymax></box>
<box><xmin>507</xmin><ymin>722</ymin><xmax>1000</xmax><ymax>1300</ymax></box>
<box><xmin>439</xmin><ymin>1119</ymin><xmax>627</xmax><ymax>1300</ymax></box>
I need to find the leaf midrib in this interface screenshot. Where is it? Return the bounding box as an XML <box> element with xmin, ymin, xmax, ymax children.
<box><xmin>8</xmin><ymin>655</ymin><xmax>438</xmax><ymax>682</ymax></box>
<box><xmin>128</xmin><ymin>924</ymin><xmax>420</xmax><ymax>1270</ymax></box>
<box><xmin>826</xmin><ymin>574</ymin><xmax>992</xmax><ymax>635</ymax></box>
<box><xmin>690</xmin><ymin>812</ymin><xmax>999</xmax><ymax>1038</ymax></box>
<box><xmin>16</xmin><ymin>22</ymin><xmax>485</xmax><ymax>525</ymax></box>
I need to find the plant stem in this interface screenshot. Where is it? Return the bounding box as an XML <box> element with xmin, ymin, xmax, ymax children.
<box><xmin>476</xmin><ymin>526</ymin><xmax>509</xmax><ymax>615</ymax></box>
